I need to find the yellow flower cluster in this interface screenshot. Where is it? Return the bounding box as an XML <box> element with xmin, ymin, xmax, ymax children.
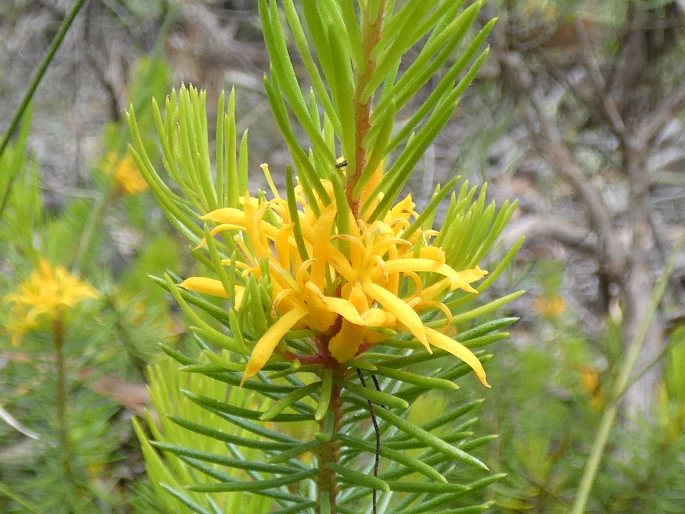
<box><xmin>104</xmin><ymin>151</ymin><xmax>149</xmax><ymax>196</ymax></box>
<box><xmin>181</xmin><ymin>165</ymin><xmax>489</xmax><ymax>386</ymax></box>
<box><xmin>531</xmin><ymin>294</ymin><xmax>566</xmax><ymax>319</ymax></box>
<box><xmin>3</xmin><ymin>260</ymin><xmax>99</xmax><ymax>345</ymax></box>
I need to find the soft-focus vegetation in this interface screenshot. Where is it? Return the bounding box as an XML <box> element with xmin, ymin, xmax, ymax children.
<box><xmin>0</xmin><ymin>1</ymin><xmax>684</xmax><ymax>513</ymax></box>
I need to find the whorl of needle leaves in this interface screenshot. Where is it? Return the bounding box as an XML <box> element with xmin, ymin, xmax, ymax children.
<box><xmin>127</xmin><ymin>1</ymin><xmax>521</xmax><ymax>512</ymax></box>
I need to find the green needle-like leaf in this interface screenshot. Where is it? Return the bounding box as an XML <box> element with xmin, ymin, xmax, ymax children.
<box><xmin>383</xmin><ymin>480</ymin><xmax>469</xmax><ymax>494</ymax></box>
<box><xmin>159</xmin><ymin>483</ymin><xmax>213</xmax><ymax>514</ymax></box>
<box><xmin>390</xmin><ymin>399</ymin><xmax>484</xmax><ymax>442</ymax></box>
<box><xmin>151</xmin><ymin>442</ymin><xmax>301</xmax><ymax>475</ymax></box>
<box><xmin>340</xmin><ymin>379</ymin><xmax>410</xmax><ymax>411</ymax></box>
<box><xmin>327</xmin><ymin>463</ymin><xmax>390</xmax><ymax>492</ymax></box>
<box><xmin>431</xmin><ymin>504</ymin><xmax>496</xmax><ymax>514</ymax></box>
<box><xmin>181</xmin><ymin>457</ymin><xmax>309</xmax><ymax>504</ymax></box>
<box><xmin>183</xmin><ymin>389</ymin><xmax>307</xmax><ymax>423</ymax></box>
<box><xmin>315</xmin><ymin>369</ymin><xmax>334</xmax><ymax>421</ymax></box>
<box><xmin>373</xmin><ymin>366</ymin><xmax>459</xmax><ymax>392</ymax></box>
<box><xmin>360</xmin><ymin>402</ymin><xmax>488</xmax><ymax>470</ymax></box>
<box><xmin>163</xmin><ymin>275</ymin><xmax>242</xmax><ymax>353</ymax></box>
<box><xmin>397</xmin><ymin>475</ymin><xmax>506</xmax><ymax>513</ymax></box>
<box><xmin>458</xmin><ymin>318</ymin><xmax>519</xmax><ymax>341</ymax></box>
<box><xmin>210</xmin><ymin>410</ymin><xmax>303</xmax><ymax>445</ymax></box>
<box><xmin>339</xmin><ymin>434</ymin><xmax>447</xmax><ymax>483</ymax></box>
<box><xmin>260</xmin><ymin>381</ymin><xmax>320</xmax><ymax>421</ymax></box>
<box><xmin>189</xmin><ymin>469</ymin><xmax>317</xmax><ymax>493</ymax></box>
<box><xmin>160</xmin><ymin>343</ymin><xmax>198</xmax><ymax>366</ymax></box>
<box><xmin>269</xmin><ymin>440</ymin><xmax>320</xmax><ymax>464</ymax></box>
<box><xmin>400</xmin><ymin>175</ymin><xmax>461</xmax><ymax>240</ymax></box>
<box><xmin>167</xmin><ymin>415</ymin><xmax>294</xmax><ymax>452</ymax></box>
<box><xmin>450</xmin><ymin>291</ymin><xmax>526</xmax><ymax>323</ymax></box>
<box><xmin>271</xmin><ymin>502</ymin><xmax>319</xmax><ymax>514</ymax></box>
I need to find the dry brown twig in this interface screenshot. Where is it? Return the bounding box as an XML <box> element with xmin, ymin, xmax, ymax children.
<box><xmin>491</xmin><ymin>3</ymin><xmax>685</xmax><ymax>419</ymax></box>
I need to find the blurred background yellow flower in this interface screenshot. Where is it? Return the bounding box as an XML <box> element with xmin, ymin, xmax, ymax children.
<box><xmin>531</xmin><ymin>294</ymin><xmax>566</xmax><ymax>319</ymax></box>
<box><xmin>3</xmin><ymin>259</ymin><xmax>99</xmax><ymax>345</ymax></box>
<box><xmin>103</xmin><ymin>151</ymin><xmax>148</xmax><ymax>196</ymax></box>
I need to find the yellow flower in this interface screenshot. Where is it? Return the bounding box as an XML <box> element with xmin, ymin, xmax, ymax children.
<box><xmin>577</xmin><ymin>365</ymin><xmax>603</xmax><ymax>411</ymax></box>
<box><xmin>180</xmin><ymin>165</ymin><xmax>489</xmax><ymax>386</ymax></box>
<box><xmin>104</xmin><ymin>151</ymin><xmax>148</xmax><ymax>196</ymax></box>
<box><xmin>3</xmin><ymin>260</ymin><xmax>99</xmax><ymax>345</ymax></box>
<box><xmin>531</xmin><ymin>295</ymin><xmax>566</xmax><ymax>319</ymax></box>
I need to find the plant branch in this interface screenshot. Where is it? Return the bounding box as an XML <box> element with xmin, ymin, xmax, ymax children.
<box><xmin>503</xmin><ymin>215</ymin><xmax>596</xmax><ymax>253</ymax></box>
<box><xmin>318</xmin><ymin>366</ymin><xmax>343</xmax><ymax>513</ymax></box>
<box><xmin>570</xmin><ymin>232</ymin><xmax>685</xmax><ymax>514</ymax></box>
<box><xmin>347</xmin><ymin>0</ymin><xmax>386</xmax><ymax>217</ymax></box>
<box><xmin>0</xmin><ymin>0</ymin><xmax>88</xmax><ymax>163</ymax></box>
<box><xmin>493</xmin><ymin>34</ymin><xmax>623</xmax><ymax>276</ymax></box>
<box><xmin>573</xmin><ymin>19</ymin><xmax>625</xmax><ymax>136</ymax></box>
<box><xmin>71</xmin><ymin>188</ymin><xmax>117</xmax><ymax>274</ymax></box>
<box><xmin>53</xmin><ymin>316</ymin><xmax>77</xmax><ymax>508</ymax></box>
<box><xmin>637</xmin><ymin>81</ymin><xmax>685</xmax><ymax>145</ymax></box>
<box><xmin>356</xmin><ymin>368</ymin><xmax>381</xmax><ymax>514</ymax></box>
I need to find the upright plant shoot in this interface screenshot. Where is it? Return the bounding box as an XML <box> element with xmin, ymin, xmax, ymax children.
<box><xmin>129</xmin><ymin>1</ymin><xmax>521</xmax><ymax>512</ymax></box>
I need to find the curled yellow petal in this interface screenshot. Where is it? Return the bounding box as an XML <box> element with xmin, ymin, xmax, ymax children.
<box><xmin>201</xmin><ymin>208</ymin><xmax>246</xmax><ymax>225</ymax></box>
<box><xmin>260</xmin><ymin>163</ymin><xmax>281</xmax><ymax>199</ymax></box>
<box><xmin>363</xmin><ymin>308</ymin><xmax>396</xmax><ymax>328</ymax></box>
<box><xmin>295</xmin><ymin>259</ymin><xmax>317</xmax><ymax>291</ymax></box>
<box><xmin>344</xmin><ymin>282</ymin><xmax>369</xmax><ymax>313</ymax></box>
<box><xmin>194</xmin><ymin>223</ymin><xmax>245</xmax><ymax>250</ymax></box>
<box><xmin>179</xmin><ymin>277</ymin><xmax>228</xmax><ymax>298</ymax></box>
<box><xmin>425</xmin><ymin>326</ymin><xmax>490</xmax><ymax>387</ymax></box>
<box><xmin>320</xmin><ymin>296</ymin><xmax>367</xmax><ymax>326</ymax></box>
<box><xmin>388</xmin><ymin>194</ymin><xmax>416</xmax><ymax>222</ymax></box>
<box><xmin>201</xmin><ymin>208</ymin><xmax>280</xmax><ymax>240</ymax></box>
<box><xmin>448</xmin><ymin>266</ymin><xmax>488</xmax><ymax>294</ymax></box>
<box><xmin>325</xmin><ymin>245</ymin><xmax>357</xmax><ymax>282</ymax></box>
<box><xmin>234</xmin><ymin>285</ymin><xmax>245</xmax><ymax>309</ymax></box>
<box><xmin>458</xmin><ymin>266</ymin><xmax>489</xmax><ymax>283</ymax></box>
<box><xmin>370</xmin><ymin>237</ymin><xmax>411</xmax><ymax>258</ymax></box>
<box><xmin>413</xmin><ymin>299</ymin><xmax>453</xmax><ymax>327</ymax></box>
<box><xmin>452</xmin><ymin>278</ymin><xmax>479</xmax><ymax>294</ymax></box>
<box><xmin>271</xmin><ymin>288</ymin><xmax>297</xmax><ymax>316</ymax></box>
<box><xmin>310</xmin><ymin>204</ymin><xmax>336</xmax><ymax>286</ymax></box>
<box><xmin>418</xmin><ymin>246</ymin><xmax>445</xmax><ymax>262</ymax></box>
<box><xmin>363</xmin><ymin>281</ymin><xmax>429</xmax><ymax>351</ymax></box>
<box><xmin>241</xmin><ymin>307</ymin><xmax>308</xmax><ymax>385</ymax></box>
<box><xmin>385</xmin><ymin>258</ymin><xmax>475</xmax><ymax>292</ymax></box>
<box><xmin>220</xmin><ymin>259</ymin><xmax>251</xmax><ymax>271</ymax></box>
<box><xmin>418</xmin><ymin>277</ymin><xmax>451</xmax><ymax>302</ymax></box>
<box><xmin>328</xmin><ymin>320</ymin><xmax>366</xmax><ymax>363</ymax></box>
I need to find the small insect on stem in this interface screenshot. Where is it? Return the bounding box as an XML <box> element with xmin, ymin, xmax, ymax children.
<box><xmin>335</xmin><ymin>158</ymin><xmax>348</xmax><ymax>169</ymax></box>
<box><xmin>356</xmin><ymin>368</ymin><xmax>381</xmax><ymax>514</ymax></box>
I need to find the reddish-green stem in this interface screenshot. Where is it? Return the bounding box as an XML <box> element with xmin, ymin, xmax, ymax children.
<box><xmin>317</xmin><ymin>378</ymin><xmax>343</xmax><ymax>513</ymax></box>
<box><xmin>346</xmin><ymin>1</ymin><xmax>387</xmax><ymax>218</ymax></box>
<box><xmin>299</xmin><ymin>333</ymin><xmax>345</xmax><ymax>513</ymax></box>
<box><xmin>53</xmin><ymin>316</ymin><xmax>77</xmax><ymax>504</ymax></box>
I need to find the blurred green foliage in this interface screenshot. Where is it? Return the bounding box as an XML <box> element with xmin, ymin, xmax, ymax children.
<box><xmin>481</xmin><ymin>261</ymin><xmax>685</xmax><ymax>513</ymax></box>
<box><xmin>0</xmin><ymin>53</ymin><xmax>182</xmax><ymax>512</ymax></box>
<box><xmin>0</xmin><ymin>1</ymin><xmax>684</xmax><ymax>513</ymax></box>
<box><xmin>132</xmin><ymin>355</ymin><xmax>274</xmax><ymax>513</ymax></box>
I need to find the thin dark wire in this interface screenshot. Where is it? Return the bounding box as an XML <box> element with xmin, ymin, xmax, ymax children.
<box><xmin>356</xmin><ymin>368</ymin><xmax>380</xmax><ymax>514</ymax></box>
<box><xmin>371</xmin><ymin>374</ymin><xmax>383</xmax><ymax>400</ymax></box>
